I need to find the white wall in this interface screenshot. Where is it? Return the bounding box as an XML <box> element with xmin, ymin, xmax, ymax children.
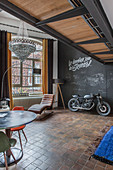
<box><xmin>0</xmin><ymin>16</ymin><xmax>55</xmax><ymax>39</ymax></box>
<box><xmin>53</xmin><ymin>40</ymin><xmax>58</xmax><ymax>108</ymax></box>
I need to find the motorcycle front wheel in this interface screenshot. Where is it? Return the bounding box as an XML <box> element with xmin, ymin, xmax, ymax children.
<box><xmin>96</xmin><ymin>101</ymin><xmax>111</xmax><ymax>116</ymax></box>
<box><xmin>68</xmin><ymin>98</ymin><xmax>79</xmax><ymax>112</ymax></box>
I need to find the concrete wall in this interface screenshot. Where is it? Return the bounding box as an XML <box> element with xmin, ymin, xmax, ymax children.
<box><xmin>58</xmin><ymin>41</ymin><xmax>113</xmax><ymax>113</ymax></box>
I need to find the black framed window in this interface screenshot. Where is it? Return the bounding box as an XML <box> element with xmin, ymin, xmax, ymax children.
<box><xmin>12</xmin><ymin>40</ymin><xmax>43</xmax><ymax>97</ymax></box>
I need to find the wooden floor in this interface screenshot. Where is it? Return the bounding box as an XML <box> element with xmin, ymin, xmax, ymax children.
<box><xmin>1</xmin><ymin>109</ymin><xmax>113</xmax><ymax>170</ymax></box>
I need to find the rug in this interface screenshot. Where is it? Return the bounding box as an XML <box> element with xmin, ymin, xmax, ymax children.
<box><xmin>85</xmin><ymin>125</ymin><xmax>110</xmax><ymax>158</ymax></box>
<box><xmin>92</xmin><ymin>126</ymin><xmax>113</xmax><ymax>165</ymax></box>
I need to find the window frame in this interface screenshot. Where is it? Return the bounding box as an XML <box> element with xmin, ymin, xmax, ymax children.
<box><xmin>12</xmin><ymin>50</ymin><xmax>42</xmax><ymax>96</ymax></box>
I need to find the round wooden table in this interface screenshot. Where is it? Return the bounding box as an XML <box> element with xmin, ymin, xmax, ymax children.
<box><xmin>0</xmin><ymin>110</ymin><xmax>37</xmax><ymax>167</ymax></box>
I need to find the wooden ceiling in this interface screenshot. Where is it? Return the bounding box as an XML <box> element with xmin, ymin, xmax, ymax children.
<box><xmin>4</xmin><ymin>0</ymin><xmax>113</xmax><ymax>63</ymax></box>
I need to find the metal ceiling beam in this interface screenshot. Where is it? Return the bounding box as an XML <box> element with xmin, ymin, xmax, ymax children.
<box><xmin>93</xmin><ymin>51</ymin><xmax>113</xmax><ymax>55</ymax></box>
<box><xmin>81</xmin><ymin>0</ymin><xmax>113</xmax><ymax>46</ymax></box>
<box><xmin>103</xmin><ymin>58</ymin><xmax>113</xmax><ymax>61</ymax></box>
<box><xmin>75</xmin><ymin>37</ymin><xmax>108</xmax><ymax>45</ymax></box>
<box><xmin>0</xmin><ymin>0</ymin><xmax>105</xmax><ymax>64</ymax></box>
<box><xmin>0</xmin><ymin>0</ymin><xmax>71</xmax><ymax>42</ymax></box>
<box><xmin>36</xmin><ymin>6</ymin><xmax>88</xmax><ymax>26</ymax></box>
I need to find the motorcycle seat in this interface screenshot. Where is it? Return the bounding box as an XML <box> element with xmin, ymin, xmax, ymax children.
<box><xmin>84</xmin><ymin>95</ymin><xmax>93</xmax><ymax>99</ymax></box>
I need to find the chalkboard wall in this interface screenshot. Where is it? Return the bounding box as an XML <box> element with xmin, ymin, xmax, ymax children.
<box><xmin>58</xmin><ymin>41</ymin><xmax>113</xmax><ymax>112</ymax></box>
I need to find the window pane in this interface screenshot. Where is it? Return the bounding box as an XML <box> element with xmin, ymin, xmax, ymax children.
<box><xmin>11</xmin><ymin>38</ymin><xmax>43</xmax><ymax>96</ymax></box>
<box><xmin>34</xmin><ymin>61</ymin><xmax>42</xmax><ymax>69</ymax></box>
<box><xmin>34</xmin><ymin>51</ymin><xmax>42</xmax><ymax>59</ymax></box>
<box><xmin>28</xmin><ymin>53</ymin><xmax>33</xmax><ymax>59</ymax></box>
<box><xmin>23</xmin><ymin>60</ymin><xmax>32</xmax><ymax>68</ymax></box>
<box><xmin>12</xmin><ymin>76</ymin><xmax>20</xmax><ymax>84</ymax></box>
<box><xmin>22</xmin><ymin>77</ymin><xmax>32</xmax><ymax>86</ymax></box>
<box><xmin>33</xmin><ymin>87</ymin><xmax>42</xmax><ymax>92</ymax></box>
<box><xmin>12</xmin><ymin>87</ymin><xmax>42</xmax><ymax>96</ymax></box>
<box><xmin>29</xmin><ymin>87</ymin><xmax>42</xmax><ymax>94</ymax></box>
<box><xmin>23</xmin><ymin>69</ymin><xmax>32</xmax><ymax>76</ymax></box>
<box><xmin>12</xmin><ymin>52</ymin><xmax>16</xmax><ymax>57</ymax></box>
<box><xmin>12</xmin><ymin>59</ymin><xmax>20</xmax><ymax>67</ymax></box>
<box><xmin>12</xmin><ymin>87</ymin><xmax>21</xmax><ymax>94</ymax></box>
<box><xmin>12</xmin><ymin>68</ymin><xmax>20</xmax><ymax>76</ymax></box>
<box><xmin>36</xmin><ymin>44</ymin><xmax>42</xmax><ymax>51</ymax></box>
<box><xmin>34</xmin><ymin>76</ymin><xmax>41</xmax><ymax>84</ymax></box>
<box><xmin>22</xmin><ymin>87</ymin><xmax>33</xmax><ymax>93</ymax></box>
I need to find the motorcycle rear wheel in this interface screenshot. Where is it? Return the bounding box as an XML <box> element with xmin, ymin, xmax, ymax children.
<box><xmin>68</xmin><ymin>98</ymin><xmax>79</xmax><ymax>112</ymax></box>
<box><xmin>96</xmin><ymin>101</ymin><xmax>111</xmax><ymax>116</ymax></box>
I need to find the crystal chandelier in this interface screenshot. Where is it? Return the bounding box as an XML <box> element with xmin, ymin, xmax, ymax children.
<box><xmin>9</xmin><ymin>21</ymin><xmax>36</xmax><ymax>62</ymax></box>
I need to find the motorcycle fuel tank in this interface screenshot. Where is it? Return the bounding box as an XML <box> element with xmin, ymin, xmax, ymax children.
<box><xmin>84</xmin><ymin>95</ymin><xmax>93</xmax><ymax>99</ymax></box>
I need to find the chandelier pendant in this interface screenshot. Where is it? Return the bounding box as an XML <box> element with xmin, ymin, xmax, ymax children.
<box><xmin>9</xmin><ymin>21</ymin><xmax>36</xmax><ymax>62</ymax></box>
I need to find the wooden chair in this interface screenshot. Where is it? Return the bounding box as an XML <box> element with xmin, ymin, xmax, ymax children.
<box><xmin>11</xmin><ymin>106</ymin><xmax>27</xmax><ymax>151</ymax></box>
<box><xmin>0</xmin><ymin>131</ymin><xmax>17</xmax><ymax>170</ymax></box>
<box><xmin>28</xmin><ymin>94</ymin><xmax>54</xmax><ymax>114</ymax></box>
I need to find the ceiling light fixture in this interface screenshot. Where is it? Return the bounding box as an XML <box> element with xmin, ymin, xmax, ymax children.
<box><xmin>0</xmin><ymin>21</ymin><xmax>36</xmax><ymax>108</ymax></box>
<box><xmin>9</xmin><ymin>20</ymin><xmax>36</xmax><ymax>62</ymax></box>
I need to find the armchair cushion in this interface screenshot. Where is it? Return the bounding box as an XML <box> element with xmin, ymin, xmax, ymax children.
<box><xmin>28</xmin><ymin>94</ymin><xmax>54</xmax><ymax>114</ymax></box>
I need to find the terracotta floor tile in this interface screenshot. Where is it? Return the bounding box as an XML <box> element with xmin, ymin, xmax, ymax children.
<box><xmin>77</xmin><ymin>157</ymin><xmax>87</xmax><ymax>166</ymax></box>
<box><xmin>71</xmin><ymin>163</ymin><xmax>83</xmax><ymax>170</ymax></box>
<box><xmin>80</xmin><ymin>154</ymin><xmax>89</xmax><ymax>161</ymax></box>
<box><xmin>59</xmin><ymin>165</ymin><xmax>70</xmax><ymax>170</ymax></box>
<box><xmin>83</xmin><ymin>166</ymin><xmax>91</xmax><ymax>170</ymax></box>
<box><xmin>94</xmin><ymin>165</ymin><xmax>105</xmax><ymax>170</ymax></box>
<box><xmin>96</xmin><ymin>161</ymin><xmax>107</xmax><ymax>167</ymax></box>
<box><xmin>32</xmin><ymin>159</ymin><xmax>43</xmax><ymax>166</ymax></box>
<box><xmin>105</xmin><ymin>164</ymin><xmax>113</xmax><ymax>170</ymax></box>
<box><xmin>85</xmin><ymin>160</ymin><xmax>96</xmax><ymax>169</ymax></box>
<box><xmin>3</xmin><ymin>109</ymin><xmax>113</xmax><ymax>170</ymax></box>
<box><xmin>37</xmin><ymin>163</ymin><xmax>49</xmax><ymax>170</ymax></box>
<box><xmin>25</xmin><ymin>164</ymin><xmax>36</xmax><ymax>170</ymax></box>
<box><xmin>62</xmin><ymin>159</ymin><xmax>74</xmax><ymax>168</ymax></box>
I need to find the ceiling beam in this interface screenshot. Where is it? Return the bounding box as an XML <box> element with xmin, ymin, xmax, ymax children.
<box><xmin>36</xmin><ymin>6</ymin><xmax>88</xmax><ymax>26</ymax></box>
<box><xmin>75</xmin><ymin>37</ymin><xmax>108</xmax><ymax>45</ymax></box>
<box><xmin>67</xmin><ymin>0</ymin><xmax>75</xmax><ymax>8</ymax></box>
<box><xmin>81</xmin><ymin>0</ymin><xmax>113</xmax><ymax>46</ymax></box>
<box><xmin>103</xmin><ymin>58</ymin><xmax>113</xmax><ymax>61</ymax></box>
<box><xmin>0</xmin><ymin>0</ymin><xmax>105</xmax><ymax>64</ymax></box>
<box><xmin>93</xmin><ymin>51</ymin><xmax>113</xmax><ymax>55</ymax></box>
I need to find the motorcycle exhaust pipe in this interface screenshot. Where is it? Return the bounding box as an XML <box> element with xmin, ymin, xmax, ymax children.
<box><xmin>73</xmin><ymin>103</ymin><xmax>95</xmax><ymax>110</ymax></box>
<box><xmin>73</xmin><ymin>107</ymin><xmax>91</xmax><ymax>110</ymax></box>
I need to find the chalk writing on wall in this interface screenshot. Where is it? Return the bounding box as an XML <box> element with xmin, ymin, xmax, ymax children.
<box><xmin>65</xmin><ymin>73</ymin><xmax>72</xmax><ymax>81</ymax></box>
<box><xmin>71</xmin><ymin>73</ymin><xmax>108</xmax><ymax>89</ymax></box>
<box><xmin>85</xmin><ymin>73</ymin><xmax>106</xmax><ymax>87</ymax></box>
<box><xmin>69</xmin><ymin>57</ymin><xmax>92</xmax><ymax>71</ymax></box>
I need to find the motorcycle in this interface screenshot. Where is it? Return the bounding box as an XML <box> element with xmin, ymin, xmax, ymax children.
<box><xmin>68</xmin><ymin>93</ymin><xmax>111</xmax><ymax>116</ymax></box>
